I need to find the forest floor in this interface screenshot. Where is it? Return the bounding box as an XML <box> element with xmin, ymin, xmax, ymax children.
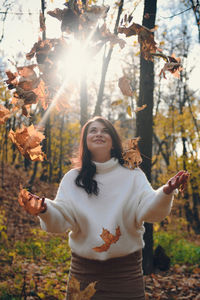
<box><xmin>0</xmin><ymin>163</ymin><xmax>200</xmax><ymax>299</ymax></box>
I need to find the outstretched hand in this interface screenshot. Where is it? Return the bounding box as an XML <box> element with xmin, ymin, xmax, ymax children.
<box><xmin>18</xmin><ymin>189</ymin><xmax>47</xmax><ymax>216</ymax></box>
<box><xmin>163</xmin><ymin>170</ymin><xmax>190</xmax><ymax>195</ymax></box>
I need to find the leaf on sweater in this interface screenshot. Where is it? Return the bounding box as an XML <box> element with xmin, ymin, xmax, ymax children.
<box><xmin>118</xmin><ymin>76</ymin><xmax>133</xmax><ymax>97</ymax></box>
<box><xmin>67</xmin><ymin>275</ymin><xmax>97</xmax><ymax>300</ymax></box>
<box><xmin>93</xmin><ymin>226</ymin><xmax>121</xmax><ymax>252</ymax></box>
<box><xmin>0</xmin><ymin>104</ymin><xmax>11</xmax><ymax>124</ymax></box>
<box><xmin>8</xmin><ymin>124</ymin><xmax>46</xmax><ymax>161</ymax></box>
<box><xmin>122</xmin><ymin>138</ymin><xmax>142</xmax><ymax>169</ymax></box>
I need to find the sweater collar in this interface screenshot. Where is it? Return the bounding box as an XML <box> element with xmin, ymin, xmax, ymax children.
<box><xmin>92</xmin><ymin>157</ymin><xmax>119</xmax><ymax>174</ymax></box>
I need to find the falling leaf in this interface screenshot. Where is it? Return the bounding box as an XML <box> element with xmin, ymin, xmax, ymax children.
<box><xmin>47</xmin><ymin>7</ymin><xmax>80</xmax><ymax>33</ymax></box>
<box><xmin>40</xmin><ymin>12</ymin><xmax>46</xmax><ymax>32</ymax></box>
<box><xmin>118</xmin><ymin>76</ymin><xmax>133</xmax><ymax>97</ymax></box>
<box><xmin>159</xmin><ymin>54</ymin><xmax>182</xmax><ymax>79</ymax></box>
<box><xmin>122</xmin><ymin>138</ymin><xmax>142</xmax><ymax>169</ymax></box>
<box><xmin>0</xmin><ymin>104</ymin><xmax>11</xmax><ymax>124</ymax></box>
<box><xmin>134</xmin><ymin>104</ymin><xmax>147</xmax><ymax>112</ymax></box>
<box><xmin>67</xmin><ymin>275</ymin><xmax>97</xmax><ymax>300</ymax></box>
<box><xmin>94</xmin><ymin>23</ymin><xmax>126</xmax><ymax>49</ymax></box>
<box><xmin>118</xmin><ymin>21</ymin><xmax>160</xmax><ymax>61</ymax></box>
<box><xmin>8</xmin><ymin>124</ymin><xmax>46</xmax><ymax>161</ymax></box>
<box><xmin>93</xmin><ymin>226</ymin><xmax>121</xmax><ymax>252</ymax></box>
<box><xmin>126</xmin><ymin>105</ymin><xmax>132</xmax><ymax>117</ymax></box>
<box><xmin>111</xmin><ymin>99</ymin><xmax>123</xmax><ymax>106</ymax></box>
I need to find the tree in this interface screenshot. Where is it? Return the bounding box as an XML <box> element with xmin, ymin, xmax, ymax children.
<box><xmin>136</xmin><ymin>0</ymin><xmax>157</xmax><ymax>275</ymax></box>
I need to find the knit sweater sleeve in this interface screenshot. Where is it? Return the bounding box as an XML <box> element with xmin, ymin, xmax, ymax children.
<box><xmin>135</xmin><ymin>169</ymin><xmax>175</xmax><ymax>226</ymax></box>
<box><xmin>38</xmin><ymin>171</ymin><xmax>78</xmax><ymax>233</ymax></box>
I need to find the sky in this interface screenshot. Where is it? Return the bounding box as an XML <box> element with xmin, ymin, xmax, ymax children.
<box><xmin>0</xmin><ymin>0</ymin><xmax>199</xmax><ymax>92</ymax></box>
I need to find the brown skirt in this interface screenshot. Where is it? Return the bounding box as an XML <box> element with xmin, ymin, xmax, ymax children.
<box><xmin>66</xmin><ymin>250</ymin><xmax>145</xmax><ymax>300</ymax></box>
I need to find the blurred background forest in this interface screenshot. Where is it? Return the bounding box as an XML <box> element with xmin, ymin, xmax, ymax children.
<box><xmin>0</xmin><ymin>0</ymin><xmax>200</xmax><ymax>298</ymax></box>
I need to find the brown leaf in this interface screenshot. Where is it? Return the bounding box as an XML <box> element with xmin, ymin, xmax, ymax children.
<box><xmin>8</xmin><ymin>124</ymin><xmax>46</xmax><ymax>161</ymax></box>
<box><xmin>93</xmin><ymin>226</ymin><xmax>121</xmax><ymax>252</ymax></box>
<box><xmin>122</xmin><ymin>138</ymin><xmax>142</xmax><ymax>169</ymax></box>
<box><xmin>40</xmin><ymin>12</ymin><xmax>46</xmax><ymax>32</ymax></box>
<box><xmin>68</xmin><ymin>275</ymin><xmax>97</xmax><ymax>300</ymax></box>
<box><xmin>159</xmin><ymin>54</ymin><xmax>182</xmax><ymax>79</ymax></box>
<box><xmin>118</xmin><ymin>22</ymin><xmax>160</xmax><ymax>61</ymax></box>
<box><xmin>0</xmin><ymin>104</ymin><xmax>11</xmax><ymax>124</ymax></box>
<box><xmin>118</xmin><ymin>76</ymin><xmax>133</xmax><ymax>97</ymax></box>
<box><xmin>47</xmin><ymin>8</ymin><xmax>80</xmax><ymax>33</ymax></box>
<box><xmin>96</xmin><ymin>24</ymin><xmax>126</xmax><ymax>49</ymax></box>
<box><xmin>18</xmin><ymin>186</ymin><xmax>30</xmax><ymax>207</ymax></box>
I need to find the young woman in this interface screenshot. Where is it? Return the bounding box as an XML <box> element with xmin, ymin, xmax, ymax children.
<box><xmin>20</xmin><ymin>116</ymin><xmax>189</xmax><ymax>300</ymax></box>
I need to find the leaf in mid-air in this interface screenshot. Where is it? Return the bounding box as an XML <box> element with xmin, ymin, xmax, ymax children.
<box><xmin>118</xmin><ymin>76</ymin><xmax>133</xmax><ymax>97</ymax></box>
<box><xmin>0</xmin><ymin>104</ymin><xmax>11</xmax><ymax>124</ymax></box>
<box><xmin>8</xmin><ymin>124</ymin><xmax>46</xmax><ymax>161</ymax></box>
<box><xmin>122</xmin><ymin>138</ymin><xmax>142</xmax><ymax>169</ymax></box>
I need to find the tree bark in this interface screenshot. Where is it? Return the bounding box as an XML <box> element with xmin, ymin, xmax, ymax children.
<box><xmin>136</xmin><ymin>0</ymin><xmax>157</xmax><ymax>275</ymax></box>
<box><xmin>93</xmin><ymin>0</ymin><xmax>124</xmax><ymax>116</ymax></box>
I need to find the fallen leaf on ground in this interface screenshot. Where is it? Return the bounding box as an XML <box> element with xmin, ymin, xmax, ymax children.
<box><xmin>93</xmin><ymin>226</ymin><xmax>121</xmax><ymax>252</ymax></box>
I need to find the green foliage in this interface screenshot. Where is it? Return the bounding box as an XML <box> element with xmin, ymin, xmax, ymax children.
<box><xmin>154</xmin><ymin>231</ymin><xmax>200</xmax><ymax>265</ymax></box>
<box><xmin>0</xmin><ymin>228</ymin><xmax>70</xmax><ymax>299</ymax></box>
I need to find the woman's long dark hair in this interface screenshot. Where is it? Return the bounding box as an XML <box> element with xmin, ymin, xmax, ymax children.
<box><xmin>75</xmin><ymin>116</ymin><xmax>124</xmax><ymax>195</ymax></box>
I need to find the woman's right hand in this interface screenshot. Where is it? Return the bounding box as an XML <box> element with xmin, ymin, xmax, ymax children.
<box><xmin>18</xmin><ymin>190</ymin><xmax>47</xmax><ymax>216</ymax></box>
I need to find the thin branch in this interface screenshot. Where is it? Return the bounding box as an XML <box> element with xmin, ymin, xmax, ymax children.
<box><xmin>160</xmin><ymin>5</ymin><xmax>196</xmax><ymax>19</ymax></box>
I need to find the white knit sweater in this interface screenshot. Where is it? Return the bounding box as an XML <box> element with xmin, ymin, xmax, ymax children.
<box><xmin>39</xmin><ymin>158</ymin><xmax>174</xmax><ymax>260</ymax></box>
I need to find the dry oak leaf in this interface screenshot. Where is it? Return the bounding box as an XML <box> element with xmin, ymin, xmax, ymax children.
<box><xmin>6</xmin><ymin>65</ymin><xmax>40</xmax><ymax>91</ymax></box>
<box><xmin>0</xmin><ymin>104</ymin><xmax>11</xmax><ymax>124</ymax></box>
<box><xmin>8</xmin><ymin>124</ymin><xmax>46</xmax><ymax>161</ymax></box>
<box><xmin>122</xmin><ymin>138</ymin><xmax>142</xmax><ymax>169</ymax></box>
<box><xmin>18</xmin><ymin>186</ymin><xmax>45</xmax><ymax>215</ymax></box>
<box><xmin>95</xmin><ymin>23</ymin><xmax>126</xmax><ymax>49</ymax></box>
<box><xmin>118</xmin><ymin>22</ymin><xmax>160</xmax><ymax>61</ymax></box>
<box><xmin>67</xmin><ymin>275</ymin><xmax>97</xmax><ymax>300</ymax></box>
<box><xmin>118</xmin><ymin>76</ymin><xmax>133</xmax><ymax>97</ymax></box>
<box><xmin>93</xmin><ymin>226</ymin><xmax>121</xmax><ymax>252</ymax></box>
<box><xmin>159</xmin><ymin>53</ymin><xmax>182</xmax><ymax>79</ymax></box>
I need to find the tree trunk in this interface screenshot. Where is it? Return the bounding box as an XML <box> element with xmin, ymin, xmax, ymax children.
<box><xmin>80</xmin><ymin>74</ymin><xmax>88</xmax><ymax>127</ymax></box>
<box><xmin>136</xmin><ymin>0</ymin><xmax>157</xmax><ymax>275</ymax></box>
<box><xmin>93</xmin><ymin>0</ymin><xmax>124</xmax><ymax>116</ymax></box>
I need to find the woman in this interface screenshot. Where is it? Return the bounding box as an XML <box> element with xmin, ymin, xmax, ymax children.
<box><xmin>20</xmin><ymin>116</ymin><xmax>189</xmax><ymax>300</ymax></box>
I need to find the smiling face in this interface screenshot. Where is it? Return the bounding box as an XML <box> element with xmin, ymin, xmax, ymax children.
<box><xmin>86</xmin><ymin>121</ymin><xmax>113</xmax><ymax>162</ymax></box>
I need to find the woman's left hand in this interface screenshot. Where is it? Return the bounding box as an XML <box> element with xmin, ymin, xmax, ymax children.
<box><xmin>163</xmin><ymin>170</ymin><xmax>190</xmax><ymax>195</ymax></box>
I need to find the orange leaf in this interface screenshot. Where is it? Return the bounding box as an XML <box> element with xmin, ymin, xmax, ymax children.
<box><xmin>18</xmin><ymin>186</ymin><xmax>30</xmax><ymax>207</ymax></box>
<box><xmin>134</xmin><ymin>104</ymin><xmax>147</xmax><ymax>112</ymax></box>
<box><xmin>93</xmin><ymin>226</ymin><xmax>121</xmax><ymax>252</ymax></box>
<box><xmin>0</xmin><ymin>104</ymin><xmax>11</xmax><ymax>124</ymax></box>
<box><xmin>118</xmin><ymin>76</ymin><xmax>133</xmax><ymax>97</ymax></box>
<box><xmin>122</xmin><ymin>138</ymin><xmax>142</xmax><ymax>169</ymax></box>
<box><xmin>8</xmin><ymin>124</ymin><xmax>46</xmax><ymax>161</ymax></box>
